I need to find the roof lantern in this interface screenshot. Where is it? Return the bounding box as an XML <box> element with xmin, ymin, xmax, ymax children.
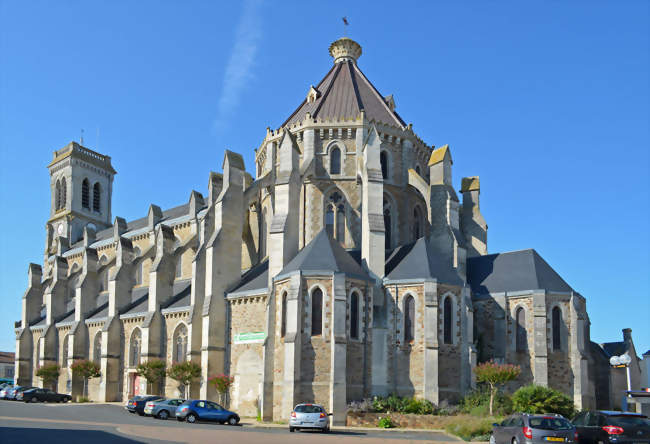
<box><xmin>329</xmin><ymin>37</ymin><xmax>362</xmax><ymax>64</ymax></box>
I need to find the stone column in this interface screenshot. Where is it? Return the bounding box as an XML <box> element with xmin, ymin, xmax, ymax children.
<box><xmin>570</xmin><ymin>293</ymin><xmax>590</xmax><ymax>409</ymax></box>
<box><xmin>360</xmin><ymin>125</ymin><xmax>385</xmax><ymax>281</ymax></box>
<box><xmin>201</xmin><ymin>150</ymin><xmax>245</xmax><ymax>400</ymax></box>
<box><xmin>16</xmin><ymin>263</ymin><xmax>42</xmax><ymax>386</ymax></box>
<box><xmin>40</xmin><ymin>257</ymin><xmax>68</xmax><ymax>386</ymax></box>
<box><xmin>492</xmin><ymin>293</ymin><xmax>507</xmax><ymax>362</ymax></box>
<box><xmin>329</xmin><ymin>273</ymin><xmax>347</xmax><ymax>425</ymax></box>
<box><xmin>532</xmin><ymin>290</ymin><xmax>548</xmax><ymax>387</ymax></box>
<box><xmin>460</xmin><ymin>177</ymin><xmax>487</xmax><ymax>258</ymax></box>
<box><xmin>460</xmin><ymin>287</ymin><xmax>472</xmax><ymax>395</ymax></box>
<box><xmin>281</xmin><ymin>273</ymin><xmax>302</xmax><ymax>418</ymax></box>
<box><xmin>423</xmin><ymin>280</ymin><xmax>440</xmax><ymax>404</ymax></box>
<box><xmin>101</xmin><ymin>236</ymin><xmax>134</xmax><ymax>401</ymax></box>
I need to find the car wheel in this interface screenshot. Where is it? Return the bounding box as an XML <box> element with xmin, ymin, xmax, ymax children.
<box><xmin>228</xmin><ymin>416</ymin><xmax>238</xmax><ymax>426</ymax></box>
<box><xmin>289</xmin><ymin>426</ymin><xmax>295</xmax><ymax>433</ymax></box>
<box><xmin>158</xmin><ymin>410</ymin><xmax>169</xmax><ymax>420</ymax></box>
<box><xmin>512</xmin><ymin>438</ymin><xmax>519</xmax><ymax>444</ymax></box>
<box><xmin>30</xmin><ymin>397</ymin><xmax>38</xmax><ymax>403</ymax></box>
<box><xmin>186</xmin><ymin>413</ymin><xmax>197</xmax><ymax>424</ymax></box>
<box><xmin>490</xmin><ymin>434</ymin><xmax>496</xmax><ymax>444</ymax></box>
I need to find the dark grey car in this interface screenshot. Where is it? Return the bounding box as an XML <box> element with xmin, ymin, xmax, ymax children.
<box><xmin>491</xmin><ymin>413</ymin><xmax>577</xmax><ymax>444</ymax></box>
<box><xmin>143</xmin><ymin>398</ymin><xmax>185</xmax><ymax>419</ymax></box>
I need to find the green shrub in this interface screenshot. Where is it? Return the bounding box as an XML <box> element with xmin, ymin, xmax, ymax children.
<box><xmin>76</xmin><ymin>396</ymin><xmax>90</xmax><ymax>403</ymax></box>
<box><xmin>377</xmin><ymin>416</ymin><xmax>395</xmax><ymax>428</ymax></box>
<box><xmin>445</xmin><ymin>416</ymin><xmax>499</xmax><ymax>441</ymax></box>
<box><xmin>371</xmin><ymin>395</ymin><xmax>436</xmax><ymax>415</ymax></box>
<box><xmin>512</xmin><ymin>385</ymin><xmax>575</xmax><ymax>418</ymax></box>
<box><xmin>461</xmin><ymin>384</ymin><xmax>513</xmax><ymax>416</ymax></box>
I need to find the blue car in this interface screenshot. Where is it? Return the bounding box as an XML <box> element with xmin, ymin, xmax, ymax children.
<box><xmin>175</xmin><ymin>400</ymin><xmax>240</xmax><ymax>425</ymax></box>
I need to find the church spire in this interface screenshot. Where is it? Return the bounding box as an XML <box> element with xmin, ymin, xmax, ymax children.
<box><xmin>329</xmin><ymin>37</ymin><xmax>362</xmax><ymax>64</ymax></box>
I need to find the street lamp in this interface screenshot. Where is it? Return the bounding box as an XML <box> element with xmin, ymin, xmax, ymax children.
<box><xmin>610</xmin><ymin>353</ymin><xmax>633</xmax><ymax>392</ymax></box>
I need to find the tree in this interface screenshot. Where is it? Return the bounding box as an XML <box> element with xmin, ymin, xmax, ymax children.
<box><xmin>512</xmin><ymin>385</ymin><xmax>575</xmax><ymax>418</ymax></box>
<box><xmin>208</xmin><ymin>373</ymin><xmax>234</xmax><ymax>406</ymax></box>
<box><xmin>36</xmin><ymin>364</ymin><xmax>60</xmax><ymax>390</ymax></box>
<box><xmin>136</xmin><ymin>359</ymin><xmax>167</xmax><ymax>395</ymax></box>
<box><xmin>71</xmin><ymin>359</ymin><xmax>101</xmax><ymax>399</ymax></box>
<box><xmin>475</xmin><ymin>361</ymin><xmax>521</xmax><ymax>415</ymax></box>
<box><xmin>166</xmin><ymin>361</ymin><xmax>201</xmax><ymax>399</ymax></box>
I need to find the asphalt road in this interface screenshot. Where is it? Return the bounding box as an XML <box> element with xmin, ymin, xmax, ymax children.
<box><xmin>0</xmin><ymin>400</ymin><xmax>461</xmax><ymax>444</ymax></box>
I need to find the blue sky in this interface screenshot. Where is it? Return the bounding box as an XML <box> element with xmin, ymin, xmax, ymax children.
<box><xmin>1</xmin><ymin>1</ymin><xmax>648</xmax><ymax>356</ymax></box>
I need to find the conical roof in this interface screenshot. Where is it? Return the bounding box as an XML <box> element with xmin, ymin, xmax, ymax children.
<box><xmin>278</xmin><ymin>230</ymin><xmax>370</xmax><ymax>279</ymax></box>
<box><xmin>281</xmin><ymin>38</ymin><xmax>406</xmax><ymax>129</ymax></box>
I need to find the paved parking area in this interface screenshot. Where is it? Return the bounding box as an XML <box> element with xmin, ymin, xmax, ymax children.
<box><xmin>0</xmin><ymin>400</ymin><xmax>461</xmax><ymax>444</ymax></box>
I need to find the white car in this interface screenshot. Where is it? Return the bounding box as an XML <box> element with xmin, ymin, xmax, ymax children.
<box><xmin>289</xmin><ymin>403</ymin><xmax>332</xmax><ymax>433</ymax></box>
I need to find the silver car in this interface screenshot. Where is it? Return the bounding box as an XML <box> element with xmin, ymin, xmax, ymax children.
<box><xmin>289</xmin><ymin>403</ymin><xmax>332</xmax><ymax>433</ymax></box>
<box><xmin>491</xmin><ymin>413</ymin><xmax>576</xmax><ymax>444</ymax></box>
<box><xmin>143</xmin><ymin>398</ymin><xmax>185</xmax><ymax>419</ymax></box>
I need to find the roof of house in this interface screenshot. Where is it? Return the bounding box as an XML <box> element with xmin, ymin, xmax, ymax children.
<box><xmin>162</xmin><ymin>279</ymin><xmax>192</xmax><ymax>310</ymax></box>
<box><xmin>0</xmin><ymin>352</ymin><xmax>15</xmax><ymax>364</ymax></box>
<box><xmin>277</xmin><ymin>230</ymin><xmax>370</xmax><ymax>279</ymax></box>
<box><xmin>467</xmin><ymin>249</ymin><xmax>574</xmax><ymax>295</ymax></box>
<box><xmin>599</xmin><ymin>341</ymin><xmax>630</xmax><ymax>358</ymax></box>
<box><xmin>282</xmin><ymin>59</ymin><xmax>406</xmax><ymax>129</ymax></box>
<box><xmin>386</xmin><ymin>237</ymin><xmax>464</xmax><ymax>286</ymax></box>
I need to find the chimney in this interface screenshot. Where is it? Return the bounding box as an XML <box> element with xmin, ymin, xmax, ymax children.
<box><xmin>622</xmin><ymin>328</ymin><xmax>633</xmax><ymax>342</ymax></box>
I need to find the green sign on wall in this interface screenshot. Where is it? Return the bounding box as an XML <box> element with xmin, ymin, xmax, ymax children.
<box><xmin>234</xmin><ymin>332</ymin><xmax>266</xmax><ymax>344</ymax></box>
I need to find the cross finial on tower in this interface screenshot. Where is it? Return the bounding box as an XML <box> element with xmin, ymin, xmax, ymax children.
<box><xmin>80</xmin><ymin>128</ymin><xmax>84</xmax><ymax>145</ymax></box>
<box><xmin>342</xmin><ymin>17</ymin><xmax>349</xmax><ymax>37</ymax></box>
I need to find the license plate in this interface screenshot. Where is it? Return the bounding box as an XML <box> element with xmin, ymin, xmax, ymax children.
<box><xmin>545</xmin><ymin>438</ymin><xmax>565</xmax><ymax>442</ymax></box>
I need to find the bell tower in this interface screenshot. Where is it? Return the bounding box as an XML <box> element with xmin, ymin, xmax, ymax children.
<box><xmin>46</xmin><ymin>141</ymin><xmax>116</xmax><ymax>255</ymax></box>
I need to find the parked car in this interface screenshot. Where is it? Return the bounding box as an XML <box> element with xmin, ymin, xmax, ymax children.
<box><xmin>490</xmin><ymin>413</ymin><xmax>576</xmax><ymax>444</ymax></box>
<box><xmin>18</xmin><ymin>388</ymin><xmax>71</xmax><ymax>403</ymax></box>
<box><xmin>0</xmin><ymin>384</ymin><xmax>14</xmax><ymax>399</ymax></box>
<box><xmin>5</xmin><ymin>386</ymin><xmax>34</xmax><ymax>401</ymax></box>
<box><xmin>174</xmin><ymin>400</ymin><xmax>240</xmax><ymax>425</ymax></box>
<box><xmin>572</xmin><ymin>410</ymin><xmax>650</xmax><ymax>444</ymax></box>
<box><xmin>144</xmin><ymin>398</ymin><xmax>185</xmax><ymax>419</ymax></box>
<box><xmin>289</xmin><ymin>403</ymin><xmax>332</xmax><ymax>433</ymax></box>
<box><xmin>125</xmin><ymin>395</ymin><xmax>164</xmax><ymax>416</ymax></box>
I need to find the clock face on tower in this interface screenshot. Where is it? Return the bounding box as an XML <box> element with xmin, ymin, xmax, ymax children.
<box><xmin>57</xmin><ymin>224</ymin><xmax>64</xmax><ymax>235</ymax></box>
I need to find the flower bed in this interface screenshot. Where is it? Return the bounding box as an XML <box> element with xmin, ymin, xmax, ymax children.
<box><xmin>347</xmin><ymin>411</ymin><xmax>454</xmax><ymax>429</ymax></box>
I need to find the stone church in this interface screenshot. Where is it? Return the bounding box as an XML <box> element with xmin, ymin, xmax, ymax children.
<box><xmin>15</xmin><ymin>38</ymin><xmax>598</xmax><ymax>423</ymax></box>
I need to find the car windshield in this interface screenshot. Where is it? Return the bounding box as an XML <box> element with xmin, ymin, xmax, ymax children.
<box><xmin>609</xmin><ymin>416</ymin><xmax>649</xmax><ymax>427</ymax></box>
<box><xmin>295</xmin><ymin>405</ymin><xmax>324</xmax><ymax>414</ymax></box>
<box><xmin>529</xmin><ymin>417</ymin><xmax>573</xmax><ymax>430</ymax></box>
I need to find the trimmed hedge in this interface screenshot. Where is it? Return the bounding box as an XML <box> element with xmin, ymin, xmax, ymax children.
<box><xmin>512</xmin><ymin>385</ymin><xmax>575</xmax><ymax>418</ymax></box>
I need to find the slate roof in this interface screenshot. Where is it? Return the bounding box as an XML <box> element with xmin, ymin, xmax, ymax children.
<box><xmin>69</xmin><ymin>202</ymin><xmax>197</xmax><ymax>250</ymax></box>
<box><xmin>467</xmin><ymin>249</ymin><xmax>574</xmax><ymax>295</ymax></box>
<box><xmin>282</xmin><ymin>60</ymin><xmax>406</xmax><ymax>129</ymax></box>
<box><xmin>162</xmin><ymin>279</ymin><xmax>192</xmax><ymax>310</ymax></box>
<box><xmin>599</xmin><ymin>341</ymin><xmax>629</xmax><ymax>358</ymax></box>
<box><xmin>86</xmin><ymin>302</ymin><xmax>108</xmax><ymax>321</ymax></box>
<box><xmin>386</xmin><ymin>238</ymin><xmax>464</xmax><ymax>286</ymax></box>
<box><xmin>278</xmin><ymin>230</ymin><xmax>370</xmax><ymax>279</ymax></box>
<box><xmin>230</xmin><ymin>260</ymin><xmax>269</xmax><ymax>295</ymax></box>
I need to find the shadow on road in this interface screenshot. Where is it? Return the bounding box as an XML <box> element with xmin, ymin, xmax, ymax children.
<box><xmin>0</xmin><ymin>427</ymin><xmax>147</xmax><ymax>444</ymax></box>
<box><xmin>296</xmin><ymin>429</ymin><xmax>367</xmax><ymax>436</ymax></box>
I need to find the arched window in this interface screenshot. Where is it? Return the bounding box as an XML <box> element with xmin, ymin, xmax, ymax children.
<box><xmin>324</xmin><ymin>191</ymin><xmax>346</xmax><ymax>243</ymax></box>
<box><xmin>281</xmin><ymin>292</ymin><xmax>287</xmax><ymax>338</ymax></box>
<box><xmin>311</xmin><ymin>288</ymin><xmax>323</xmax><ymax>336</ymax></box>
<box><xmin>383</xmin><ymin>198</ymin><xmax>392</xmax><ymax>249</ymax></box>
<box><xmin>175</xmin><ymin>254</ymin><xmax>183</xmax><ymax>279</ymax></box>
<box><xmin>81</xmin><ymin>179</ymin><xmax>90</xmax><ymax>209</ymax></box>
<box><xmin>173</xmin><ymin>324</ymin><xmax>188</xmax><ymax>363</ymax></box>
<box><xmin>93</xmin><ymin>333</ymin><xmax>102</xmax><ymax>365</ymax></box>
<box><xmin>350</xmin><ymin>292</ymin><xmax>360</xmax><ymax>340</ymax></box>
<box><xmin>404</xmin><ymin>295</ymin><xmax>415</xmax><ymax>343</ymax></box>
<box><xmin>443</xmin><ymin>296</ymin><xmax>453</xmax><ymax>344</ymax></box>
<box><xmin>61</xmin><ymin>335</ymin><xmax>69</xmax><ymax>367</ymax></box>
<box><xmin>325</xmin><ymin>207</ymin><xmax>334</xmax><ymax>237</ymax></box>
<box><xmin>516</xmin><ymin>307</ymin><xmax>527</xmax><ymax>352</ymax></box>
<box><xmin>130</xmin><ymin>329</ymin><xmax>141</xmax><ymax>367</ymax></box>
<box><xmin>330</xmin><ymin>147</ymin><xmax>341</xmax><ymax>174</ymax></box>
<box><xmin>380</xmin><ymin>151</ymin><xmax>388</xmax><ymax>180</ymax></box>
<box><xmin>413</xmin><ymin>206</ymin><xmax>423</xmax><ymax>241</ymax></box>
<box><xmin>260</xmin><ymin>208</ymin><xmax>267</xmax><ymax>259</ymax></box>
<box><xmin>552</xmin><ymin>306</ymin><xmax>562</xmax><ymax>351</ymax></box>
<box><xmin>61</xmin><ymin>177</ymin><xmax>67</xmax><ymax>209</ymax></box>
<box><xmin>55</xmin><ymin>179</ymin><xmax>62</xmax><ymax>210</ymax></box>
<box><xmin>92</xmin><ymin>182</ymin><xmax>101</xmax><ymax>212</ymax></box>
